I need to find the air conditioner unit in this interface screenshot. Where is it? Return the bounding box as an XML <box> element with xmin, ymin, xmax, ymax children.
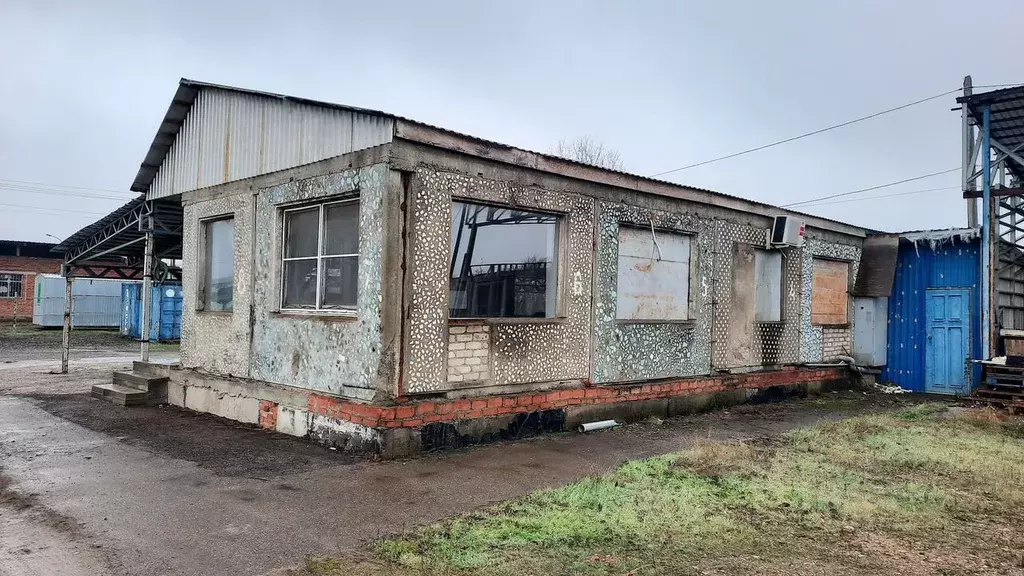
<box><xmin>770</xmin><ymin>216</ymin><xmax>805</xmax><ymax>247</ymax></box>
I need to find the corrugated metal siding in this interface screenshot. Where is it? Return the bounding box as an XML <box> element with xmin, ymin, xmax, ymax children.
<box><xmin>881</xmin><ymin>239</ymin><xmax>982</xmax><ymax>392</ymax></box>
<box><xmin>147</xmin><ymin>88</ymin><xmax>394</xmax><ymax>199</ymax></box>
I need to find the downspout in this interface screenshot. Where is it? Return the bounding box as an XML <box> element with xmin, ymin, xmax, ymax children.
<box><xmin>982</xmin><ymin>106</ymin><xmax>992</xmax><ymax>360</ymax></box>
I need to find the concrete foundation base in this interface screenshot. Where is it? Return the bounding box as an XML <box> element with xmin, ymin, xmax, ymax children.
<box><xmin>161</xmin><ymin>366</ymin><xmax>854</xmax><ymax>458</ymax></box>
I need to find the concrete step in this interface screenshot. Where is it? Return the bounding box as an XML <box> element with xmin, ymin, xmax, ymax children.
<box><xmin>91</xmin><ymin>383</ymin><xmax>148</xmax><ymax>406</ymax></box>
<box><xmin>112</xmin><ymin>371</ymin><xmax>168</xmax><ymax>392</ymax></box>
<box><xmin>132</xmin><ymin>361</ymin><xmax>175</xmax><ymax>378</ymax></box>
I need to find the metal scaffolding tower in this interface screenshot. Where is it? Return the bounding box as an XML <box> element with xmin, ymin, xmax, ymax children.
<box><xmin>959</xmin><ymin>77</ymin><xmax>1024</xmax><ymax>358</ymax></box>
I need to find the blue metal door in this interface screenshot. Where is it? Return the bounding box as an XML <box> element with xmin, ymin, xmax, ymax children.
<box><xmin>925</xmin><ymin>289</ymin><xmax>971</xmax><ymax>395</ymax></box>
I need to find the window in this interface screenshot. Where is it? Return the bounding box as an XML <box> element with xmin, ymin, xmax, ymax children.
<box><xmin>616</xmin><ymin>226</ymin><xmax>691</xmax><ymax>320</ymax></box>
<box><xmin>0</xmin><ymin>273</ymin><xmax>24</xmax><ymax>299</ymax></box>
<box><xmin>754</xmin><ymin>250</ymin><xmax>783</xmax><ymax>322</ymax></box>
<box><xmin>281</xmin><ymin>200</ymin><xmax>359</xmax><ymax>311</ymax></box>
<box><xmin>202</xmin><ymin>218</ymin><xmax>234</xmax><ymax>311</ymax></box>
<box><xmin>811</xmin><ymin>258</ymin><xmax>849</xmax><ymax>325</ymax></box>
<box><xmin>449</xmin><ymin>201</ymin><xmax>559</xmax><ymax>318</ymax></box>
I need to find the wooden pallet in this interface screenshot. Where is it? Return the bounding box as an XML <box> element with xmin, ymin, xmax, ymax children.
<box><xmin>973</xmin><ymin>364</ymin><xmax>1024</xmax><ymax>413</ymax></box>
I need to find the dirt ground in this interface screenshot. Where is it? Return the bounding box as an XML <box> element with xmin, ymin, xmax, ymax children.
<box><xmin>0</xmin><ymin>324</ymin><xmax>178</xmax><ymax>363</ymax></box>
<box><xmin>0</xmin><ymin>336</ymin><xmax>933</xmax><ymax>576</ymax></box>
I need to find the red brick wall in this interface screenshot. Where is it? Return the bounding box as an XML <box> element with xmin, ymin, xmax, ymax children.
<box><xmin>0</xmin><ymin>256</ymin><xmax>62</xmax><ymax>321</ymax></box>
<box><xmin>295</xmin><ymin>366</ymin><xmax>847</xmax><ymax>430</ymax></box>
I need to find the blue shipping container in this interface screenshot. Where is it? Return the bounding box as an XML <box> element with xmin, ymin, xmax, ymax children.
<box><xmin>121</xmin><ymin>283</ymin><xmax>183</xmax><ymax>341</ymax></box>
<box><xmin>881</xmin><ymin>237</ymin><xmax>982</xmax><ymax>393</ymax></box>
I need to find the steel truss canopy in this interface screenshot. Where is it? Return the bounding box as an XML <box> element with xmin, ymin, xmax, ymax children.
<box><xmin>51</xmin><ymin>195</ymin><xmax>183</xmax><ymax>280</ymax></box>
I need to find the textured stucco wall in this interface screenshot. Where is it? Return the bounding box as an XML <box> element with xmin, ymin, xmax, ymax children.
<box><xmin>403</xmin><ymin>167</ymin><xmax>595</xmax><ymax>394</ymax></box>
<box><xmin>249</xmin><ymin>164</ymin><xmax>390</xmax><ymax>400</ymax></box>
<box><xmin>592</xmin><ymin>202</ymin><xmax>713</xmax><ymax>383</ymax></box>
<box><xmin>800</xmin><ymin>238</ymin><xmax>862</xmax><ymax>362</ymax></box>
<box><xmin>181</xmin><ymin>192</ymin><xmax>254</xmax><ymax>377</ymax></box>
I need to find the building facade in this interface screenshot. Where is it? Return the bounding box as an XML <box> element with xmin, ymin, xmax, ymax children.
<box><xmin>0</xmin><ymin>240</ymin><xmax>61</xmax><ymax>321</ymax></box>
<box><xmin>71</xmin><ymin>80</ymin><xmax>872</xmax><ymax>455</ymax></box>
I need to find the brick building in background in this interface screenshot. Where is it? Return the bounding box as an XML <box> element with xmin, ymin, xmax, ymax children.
<box><xmin>0</xmin><ymin>240</ymin><xmax>62</xmax><ymax>321</ymax></box>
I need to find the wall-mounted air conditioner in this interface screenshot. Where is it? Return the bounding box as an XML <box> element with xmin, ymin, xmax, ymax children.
<box><xmin>770</xmin><ymin>216</ymin><xmax>805</xmax><ymax>247</ymax></box>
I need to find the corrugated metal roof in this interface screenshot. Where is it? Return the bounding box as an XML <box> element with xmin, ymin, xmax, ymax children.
<box><xmin>129</xmin><ymin>78</ymin><xmax>873</xmax><ymax>236</ymax></box>
<box><xmin>881</xmin><ymin>236</ymin><xmax>982</xmax><ymax>392</ymax></box>
<box><xmin>958</xmin><ymin>85</ymin><xmax>1024</xmax><ymax>183</ymax></box>
<box><xmin>51</xmin><ymin>195</ymin><xmax>146</xmax><ymax>254</ymax></box>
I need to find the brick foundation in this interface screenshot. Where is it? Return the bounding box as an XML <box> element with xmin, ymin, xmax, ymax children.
<box><xmin>168</xmin><ymin>365</ymin><xmax>851</xmax><ymax>457</ymax></box>
<box><xmin>306</xmin><ymin>366</ymin><xmax>848</xmax><ymax>429</ymax></box>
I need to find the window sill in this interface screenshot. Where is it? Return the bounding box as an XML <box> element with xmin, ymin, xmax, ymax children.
<box><xmin>614</xmin><ymin>319</ymin><xmax>694</xmax><ymax>325</ymax></box>
<box><xmin>196</xmin><ymin>310</ymin><xmax>233</xmax><ymax>316</ymax></box>
<box><xmin>754</xmin><ymin>320</ymin><xmax>786</xmax><ymax>325</ymax></box>
<box><xmin>449</xmin><ymin>317</ymin><xmax>567</xmax><ymax>325</ymax></box>
<box><xmin>812</xmin><ymin>323</ymin><xmax>850</xmax><ymax>328</ymax></box>
<box><xmin>272</xmin><ymin>311</ymin><xmax>359</xmax><ymax>322</ymax></box>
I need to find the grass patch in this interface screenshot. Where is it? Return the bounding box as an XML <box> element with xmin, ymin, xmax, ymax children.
<box><xmin>298</xmin><ymin>406</ymin><xmax>1024</xmax><ymax>575</ymax></box>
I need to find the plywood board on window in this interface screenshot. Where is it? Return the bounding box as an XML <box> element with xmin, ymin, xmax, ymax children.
<box><xmin>811</xmin><ymin>258</ymin><xmax>849</xmax><ymax>325</ymax></box>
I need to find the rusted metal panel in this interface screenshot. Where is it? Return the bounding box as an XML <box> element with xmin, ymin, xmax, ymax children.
<box><xmin>616</xmin><ymin>226</ymin><xmax>690</xmax><ymax>320</ymax></box>
<box><xmin>147</xmin><ymin>88</ymin><xmax>394</xmax><ymax>200</ymax></box>
<box><xmin>853</xmin><ymin>234</ymin><xmax>899</xmax><ymax>297</ymax></box>
<box><xmin>753</xmin><ymin>249</ymin><xmax>782</xmax><ymax>321</ymax></box>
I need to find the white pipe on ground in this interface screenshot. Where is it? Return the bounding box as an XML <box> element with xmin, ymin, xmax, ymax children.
<box><xmin>578</xmin><ymin>420</ymin><xmax>621</xmax><ymax>433</ymax></box>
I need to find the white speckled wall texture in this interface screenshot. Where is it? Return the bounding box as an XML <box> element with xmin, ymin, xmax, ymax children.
<box><xmin>800</xmin><ymin>238</ymin><xmax>862</xmax><ymax>362</ymax></box>
<box><xmin>181</xmin><ymin>192</ymin><xmax>254</xmax><ymax>377</ymax></box>
<box><xmin>404</xmin><ymin>167</ymin><xmax>595</xmax><ymax>394</ymax></box>
<box><xmin>592</xmin><ymin>202</ymin><xmax>713</xmax><ymax>383</ymax></box>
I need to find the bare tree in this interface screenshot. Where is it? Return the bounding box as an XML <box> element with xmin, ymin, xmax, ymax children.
<box><xmin>551</xmin><ymin>135</ymin><xmax>624</xmax><ymax>171</ymax></box>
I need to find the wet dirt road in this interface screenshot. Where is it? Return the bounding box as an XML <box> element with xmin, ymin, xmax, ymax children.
<box><xmin>0</xmin><ymin>361</ymin><xmax>922</xmax><ymax>576</ymax></box>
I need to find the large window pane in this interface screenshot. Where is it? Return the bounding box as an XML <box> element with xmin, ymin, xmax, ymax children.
<box><xmin>449</xmin><ymin>201</ymin><xmax>559</xmax><ymax>318</ymax></box>
<box><xmin>754</xmin><ymin>250</ymin><xmax>783</xmax><ymax>322</ymax></box>
<box><xmin>282</xmin><ymin>259</ymin><xmax>318</xmax><ymax>309</ymax></box>
<box><xmin>284</xmin><ymin>207</ymin><xmax>320</xmax><ymax>258</ymax></box>
<box><xmin>323</xmin><ymin>202</ymin><xmax>359</xmax><ymax>256</ymax></box>
<box><xmin>320</xmin><ymin>256</ymin><xmax>358</xmax><ymax>308</ymax></box>
<box><xmin>204</xmin><ymin>219</ymin><xmax>234</xmax><ymax>311</ymax></box>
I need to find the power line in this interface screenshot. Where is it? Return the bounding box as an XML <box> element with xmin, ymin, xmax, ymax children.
<box><xmin>782</xmin><ymin>168</ymin><xmax>960</xmax><ymax>208</ymax></box>
<box><xmin>0</xmin><ymin>202</ymin><xmax>108</xmax><ymax>217</ymax></box>
<box><xmin>795</xmin><ymin>185</ymin><xmax>961</xmax><ymax>208</ymax></box>
<box><xmin>0</xmin><ymin>184</ymin><xmax>135</xmax><ymax>202</ymax></box>
<box><xmin>0</xmin><ymin>178</ymin><xmax>135</xmax><ymax>196</ymax></box>
<box><xmin>649</xmin><ymin>88</ymin><xmax>963</xmax><ymax>177</ymax></box>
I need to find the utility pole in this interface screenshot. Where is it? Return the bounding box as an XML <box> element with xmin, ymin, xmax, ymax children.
<box><xmin>963</xmin><ymin>76</ymin><xmax>978</xmax><ymax>227</ymax></box>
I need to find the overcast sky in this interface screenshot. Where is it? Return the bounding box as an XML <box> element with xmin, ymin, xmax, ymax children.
<box><xmin>1</xmin><ymin>0</ymin><xmax>1021</xmax><ymax>243</ymax></box>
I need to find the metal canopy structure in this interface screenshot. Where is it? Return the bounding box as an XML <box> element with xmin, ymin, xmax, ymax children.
<box><xmin>959</xmin><ymin>78</ymin><xmax>1024</xmax><ymax>357</ymax></box>
<box><xmin>53</xmin><ymin>195</ymin><xmax>183</xmax><ymax>281</ymax></box>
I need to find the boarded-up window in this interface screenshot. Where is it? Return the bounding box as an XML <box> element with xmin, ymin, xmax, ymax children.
<box><xmin>616</xmin><ymin>226</ymin><xmax>690</xmax><ymax>320</ymax></box>
<box><xmin>754</xmin><ymin>250</ymin><xmax>782</xmax><ymax>322</ymax></box>
<box><xmin>811</xmin><ymin>258</ymin><xmax>849</xmax><ymax>325</ymax></box>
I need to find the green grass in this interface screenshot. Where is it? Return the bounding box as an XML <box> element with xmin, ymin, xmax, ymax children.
<box><xmin>299</xmin><ymin>405</ymin><xmax>1024</xmax><ymax>576</ymax></box>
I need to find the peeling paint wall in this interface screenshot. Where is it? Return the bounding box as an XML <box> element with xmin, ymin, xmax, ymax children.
<box><xmin>181</xmin><ymin>192</ymin><xmax>254</xmax><ymax>377</ymax></box>
<box><xmin>250</xmin><ymin>165</ymin><xmax>390</xmax><ymax>400</ymax></box>
<box><xmin>180</xmin><ymin>149</ymin><xmax>401</xmax><ymax>401</ymax></box>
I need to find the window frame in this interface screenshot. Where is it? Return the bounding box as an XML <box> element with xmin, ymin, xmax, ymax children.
<box><xmin>279</xmin><ymin>197</ymin><xmax>360</xmax><ymax>315</ymax></box>
<box><xmin>197</xmin><ymin>215</ymin><xmax>235</xmax><ymax>313</ymax></box>
<box><xmin>753</xmin><ymin>249</ymin><xmax>784</xmax><ymax>323</ymax></box>
<box><xmin>614</xmin><ymin>224</ymin><xmax>696</xmax><ymax>323</ymax></box>
<box><xmin>810</xmin><ymin>257</ymin><xmax>852</xmax><ymax>326</ymax></box>
<box><xmin>0</xmin><ymin>272</ymin><xmax>25</xmax><ymax>299</ymax></box>
<box><xmin>448</xmin><ymin>198</ymin><xmax>565</xmax><ymax>321</ymax></box>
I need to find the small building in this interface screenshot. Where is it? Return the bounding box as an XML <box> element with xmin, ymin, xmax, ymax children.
<box><xmin>882</xmin><ymin>229</ymin><xmax>983</xmax><ymax>394</ymax></box>
<box><xmin>62</xmin><ymin>80</ymin><xmax>881</xmax><ymax>455</ymax></box>
<box><xmin>0</xmin><ymin>240</ymin><xmax>62</xmax><ymax>322</ymax></box>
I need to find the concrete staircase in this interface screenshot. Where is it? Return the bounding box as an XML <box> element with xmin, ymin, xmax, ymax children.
<box><xmin>91</xmin><ymin>362</ymin><xmax>170</xmax><ymax>406</ymax></box>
